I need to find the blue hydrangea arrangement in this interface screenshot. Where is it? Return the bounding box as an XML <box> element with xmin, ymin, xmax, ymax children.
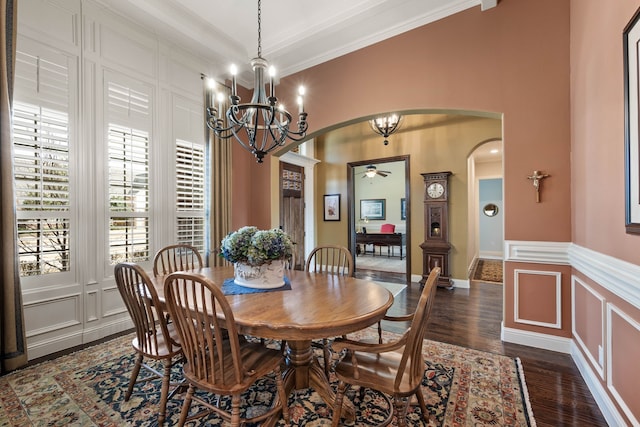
<box><xmin>220</xmin><ymin>226</ymin><xmax>293</xmax><ymax>266</ymax></box>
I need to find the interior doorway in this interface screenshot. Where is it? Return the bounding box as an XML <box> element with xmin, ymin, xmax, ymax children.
<box><xmin>467</xmin><ymin>139</ymin><xmax>504</xmax><ymax>283</ymax></box>
<box><xmin>280</xmin><ymin>162</ymin><xmax>305</xmax><ymax>269</ymax></box>
<box><xmin>347</xmin><ymin>155</ymin><xmax>411</xmax><ymax>283</ymax></box>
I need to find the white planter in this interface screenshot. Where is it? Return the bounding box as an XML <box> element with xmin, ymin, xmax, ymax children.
<box><xmin>234</xmin><ymin>259</ymin><xmax>285</xmax><ymax>289</ymax></box>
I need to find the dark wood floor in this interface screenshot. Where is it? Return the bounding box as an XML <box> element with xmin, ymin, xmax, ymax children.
<box><xmin>355</xmin><ymin>268</ymin><xmax>608</xmax><ymax>427</ymax></box>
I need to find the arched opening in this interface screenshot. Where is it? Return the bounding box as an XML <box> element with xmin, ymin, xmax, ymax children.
<box><xmin>275</xmin><ymin>110</ymin><xmax>503</xmax><ymax>287</ymax></box>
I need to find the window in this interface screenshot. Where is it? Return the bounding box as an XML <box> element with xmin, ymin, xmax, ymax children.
<box><xmin>12</xmin><ymin>44</ymin><xmax>73</xmax><ymax>278</ymax></box>
<box><xmin>14</xmin><ymin>102</ymin><xmax>71</xmax><ymax>276</ymax></box>
<box><xmin>176</xmin><ymin>139</ymin><xmax>205</xmax><ymax>252</ymax></box>
<box><xmin>13</xmin><ymin>41</ymin><xmax>204</xmax><ymax>282</ymax></box>
<box><xmin>108</xmin><ymin>125</ymin><xmax>150</xmax><ymax>264</ymax></box>
<box><xmin>105</xmin><ymin>74</ymin><xmax>152</xmax><ymax>265</ymax></box>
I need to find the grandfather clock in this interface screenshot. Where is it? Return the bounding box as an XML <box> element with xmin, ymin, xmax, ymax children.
<box><xmin>420</xmin><ymin>171</ymin><xmax>453</xmax><ymax>288</ymax></box>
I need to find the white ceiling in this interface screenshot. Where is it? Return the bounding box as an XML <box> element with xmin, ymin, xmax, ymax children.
<box><xmin>95</xmin><ymin>0</ymin><xmax>497</xmax><ymax>86</ymax></box>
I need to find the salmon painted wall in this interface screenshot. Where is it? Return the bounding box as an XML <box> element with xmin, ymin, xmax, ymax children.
<box><xmin>570</xmin><ymin>2</ymin><xmax>640</xmax><ymax>424</ymax></box>
<box><xmin>234</xmin><ymin>0</ymin><xmax>572</xmax><ymax>244</ymax></box>
<box><xmin>570</xmin><ymin>0</ymin><xmax>640</xmax><ymax>265</ymax></box>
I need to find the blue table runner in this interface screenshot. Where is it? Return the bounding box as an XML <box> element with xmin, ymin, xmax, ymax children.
<box><xmin>222</xmin><ymin>276</ymin><xmax>291</xmax><ymax>295</ymax></box>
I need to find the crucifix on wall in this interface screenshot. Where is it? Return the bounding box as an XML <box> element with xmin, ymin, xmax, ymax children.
<box><xmin>527</xmin><ymin>170</ymin><xmax>550</xmax><ymax>203</ymax></box>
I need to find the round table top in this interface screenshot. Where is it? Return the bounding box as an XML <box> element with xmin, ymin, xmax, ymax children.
<box><xmin>153</xmin><ymin>266</ymin><xmax>394</xmax><ymax>341</ymax></box>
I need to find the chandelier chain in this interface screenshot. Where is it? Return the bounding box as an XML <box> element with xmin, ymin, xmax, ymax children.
<box><xmin>205</xmin><ymin>0</ymin><xmax>308</xmax><ymax>163</ymax></box>
<box><xmin>257</xmin><ymin>0</ymin><xmax>262</xmax><ymax>57</ymax></box>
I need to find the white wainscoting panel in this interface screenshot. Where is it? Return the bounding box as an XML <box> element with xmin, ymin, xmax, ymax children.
<box><xmin>513</xmin><ymin>269</ymin><xmax>562</xmax><ymax>329</ymax></box>
<box><xmin>606</xmin><ymin>304</ymin><xmax>640</xmax><ymax>427</ymax></box>
<box><xmin>23</xmin><ymin>293</ymin><xmax>82</xmax><ymax>338</ymax></box>
<box><xmin>572</xmin><ymin>276</ymin><xmax>606</xmax><ymax>380</ymax></box>
<box><xmin>102</xmin><ymin>286</ymin><xmax>128</xmax><ymax>318</ymax></box>
<box><xmin>571</xmin><ymin>341</ymin><xmax>629</xmax><ymax>427</ymax></box>
<box><xmin>86</xmin><ymin>289</ymin><xmax>99</xmax><ymax>322</ymax></box>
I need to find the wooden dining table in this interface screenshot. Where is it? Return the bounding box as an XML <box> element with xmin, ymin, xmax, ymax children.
<box><xmin>151</xmin><ymin>265</ymin><xmax>393</xmax><ymax>423</ymax></box>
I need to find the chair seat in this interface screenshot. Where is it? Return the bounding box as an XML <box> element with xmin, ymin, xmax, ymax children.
<box><xmin>334</xmin><ymin>347</ymin><xmax>420</xmax><ymax>396</ymax></box>
<box><xmin>183</xmin><ymin>340</ymin><xmax>284</xmax><ymax>393</ymax></box>
<box><xmin>132</xmin><ymin>323</ymin><xmax>181</xmax><ymax>358</ymax></box>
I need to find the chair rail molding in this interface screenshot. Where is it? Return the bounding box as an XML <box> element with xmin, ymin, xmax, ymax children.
<box><xmin>505</xmin><ymin>241</ymin><xmax>640</xmax><ymax>311</ymax></box>
<box><xmin>504</xmin><ymin>240</ymin><xmax>571</xmax><ymax>265</ymax></box>
<box><xmin>568</xmin><ymin>244</ymin><xmax>640</xmax><ymax>312</ymax></box>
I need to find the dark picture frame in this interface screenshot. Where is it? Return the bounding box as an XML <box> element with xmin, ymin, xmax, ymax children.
<box><xmin>323</xmin><ymin>194</ymin><xmax>340</xmax><ymax>221</ymax></box>
<box><xmin>624</xmin><ymin>7</ymin><xmax>640</xmax><ymax>234</ymax></box>
<box><xmin>360</xmin><ymin>198</ymin><xmax>386</xmax><ymax>220</ymax></box>
<box><xmin>401</xmin><ymin>198</ymin><xmax>406</xmax><ymax>220</ymax></box>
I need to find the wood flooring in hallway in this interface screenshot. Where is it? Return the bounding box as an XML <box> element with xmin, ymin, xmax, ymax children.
<box><xmin>355</xmin><ymin>268</ymin><xmax>608</xmax><ymax>427</ymax></box>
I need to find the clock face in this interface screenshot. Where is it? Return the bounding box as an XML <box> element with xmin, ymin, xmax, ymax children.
<box><xmin>427</xmin><ymin>183</ymin><xmax>445</xmax><ymax>199</ymax></box>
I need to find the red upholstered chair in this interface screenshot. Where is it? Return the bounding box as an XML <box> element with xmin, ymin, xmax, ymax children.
<box><xmin>380</xmin><ymin>223</ymin><xmax>395</xmax><ymax>233</ymax></box>
<box><xmin>376</xmin><ymin>224</ymin><xmax>396</xmax><ymax>256</ymax></box>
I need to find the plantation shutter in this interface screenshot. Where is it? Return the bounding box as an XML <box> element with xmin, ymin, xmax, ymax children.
<box><xmin>176</xmin><ymin>139</ymin><xmax>205</xmax><ymax>252</ymax></box>
<box><xmin>12</xmin><ymin>46</ymin><xmax>72</xmax><ymax>277</ymax></box>
<box><xmin>105</xmin><ymin>73</ymin><xmax>152</xmax><ymax>264</ymax></box>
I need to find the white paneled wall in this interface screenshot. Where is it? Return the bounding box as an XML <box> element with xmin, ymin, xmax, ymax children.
<box><xmin>17</xmin><ymin>0</ymin><xmax>213</xmax><ymax>359</ymax></box>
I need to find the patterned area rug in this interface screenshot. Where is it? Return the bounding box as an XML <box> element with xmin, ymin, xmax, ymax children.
<box><xmin>0</xmin><ymin>329</ymin><xmax>534</xmax><ymax>426</ymax></box>
<box><xmin>472</xmin><ymin>259</ymin><xmax>503</xmax><ymax>283</ymax></box>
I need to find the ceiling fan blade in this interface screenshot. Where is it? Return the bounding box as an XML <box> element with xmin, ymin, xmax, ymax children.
<box><xmin>377</xmin><ymin>171</ymin><xmax>388</xmax><ymax>177</ymax></box>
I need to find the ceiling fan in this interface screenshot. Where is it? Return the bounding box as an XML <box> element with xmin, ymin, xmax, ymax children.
<box><xmin>362</xmin><ymin>165</ymin><xmax>391</xmax><ymax>178</ymax></box>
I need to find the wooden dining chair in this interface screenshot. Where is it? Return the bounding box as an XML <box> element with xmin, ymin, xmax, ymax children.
<box><xmin>114</xmin><ymin>262</ymin><xmax>183</xmax><ymax>425</ymax></box>
<box><xmin>304</xmin><ymin>245</ymin><xmax>354</xmax><ymax>378</ymax></box>
<box><xmin>330</xmin><ymin>267</ymin><xmax>440</xmax><ymax>427</ymax></box>
<box><xmin>305</xmin><ymin>244</ymin><xmax>353</xmax><ymax>276</ymax></box>
<box><xmin>152</xmin><ymin>243</ymin><xmax>203</xmax><ymax>276</ymax></box>
<box><xmin>163</xmin><ymin>272</ymin><xmax>289</xmax><ymax>427</ymax></box>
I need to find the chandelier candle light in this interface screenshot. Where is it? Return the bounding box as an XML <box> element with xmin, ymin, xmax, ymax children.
<box><xmin>206</xmin><ymin>0</ymin><xmax>308</xmax><ymax>163</ymax></box>
<box><xmin>369</xmin><ymin>114</ymin><xmax>402</xmax><ymax>145</ymax></box>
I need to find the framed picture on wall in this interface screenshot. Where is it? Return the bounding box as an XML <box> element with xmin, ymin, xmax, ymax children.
<box><xmin>323</xmin><ymin>194</ymin><xmax>340</xmax><ymax>221</ymax></box>
<box><xmin>401</xmin><ymin>198</ymin><xmax>406</xmax><ymax>220</ymax></box>
<box><xmin>624</xmin><ymin>8</ymin><xmax>640</xmax><ymax>234</ymax></box>
<box><xmin>360</xmin><ymin>199</ymin><xmax>386</xmax><ymax>220</ymax></box>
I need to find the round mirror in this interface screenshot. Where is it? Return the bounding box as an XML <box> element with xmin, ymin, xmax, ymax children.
<box><xmin>483</xmin><ymin>203</ymin><xmax>499</xmax><ymax>217</ymax></box>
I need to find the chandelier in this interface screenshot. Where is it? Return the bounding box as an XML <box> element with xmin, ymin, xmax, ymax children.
<box><xmin>206</xmin><ymin>0</ymin><xmax>308</xmax><ymax>163</ymax></box>
<box><xmin>369</xmin><ymin>114</ymin><xmax>402</xmax><ymax>145</ymax></box>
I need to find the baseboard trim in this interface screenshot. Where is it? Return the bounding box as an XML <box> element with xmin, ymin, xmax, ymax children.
<box><xmin>27</xmin><ymin>318</ymin><xmax>133</xmax><ymax>361</ymax></box>
<box><xmin>82</xmin><ymin>318</ymin><xmax>133</xmax><ymax>343</ymax></box>
<box><xmin>479</xmin><ymin>251</ymin><xmax>503</xmax><ymax>259</ymax></box>
<box><xmin>571</xmin><ymin>341</ymin><xmax>629</xmax><ymax>427</ymax></box>
<box><xmin>501</xmin><ymin>324</ymin><xmax>572</xmax><ymax>353</ymax></box>
<box><xmin>452</xmin><ymin>278</ymin><xmax>470</xmax><ymax>289</ymax></box>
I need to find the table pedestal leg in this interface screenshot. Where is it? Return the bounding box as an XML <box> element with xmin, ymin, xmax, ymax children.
<box><xmin>282</xmin><ymin>340</ymin><xmax>355</xmax><ymax>421</ymax></box>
